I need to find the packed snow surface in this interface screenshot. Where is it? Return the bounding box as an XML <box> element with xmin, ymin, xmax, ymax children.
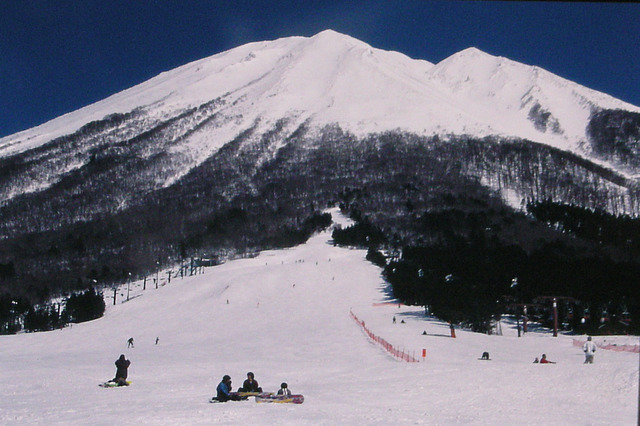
<box><xmin>1</xmin><ymin>210</ymin><xmax>638</xmax><ymax>425</ymax></box>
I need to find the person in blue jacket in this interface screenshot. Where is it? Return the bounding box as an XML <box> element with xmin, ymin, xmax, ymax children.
<box><xmin>215</xmin><ymin>375</ymin><xmax>241</xmax><ymax>402</ymax></box>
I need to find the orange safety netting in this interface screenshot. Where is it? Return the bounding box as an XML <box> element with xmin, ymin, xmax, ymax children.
<box><xmin>350</xmin><ymin>310</ymin><xmax>419</xmax><ymax>362</ymax></box>
<box><xmin>572</xmin><ymin>338</ymin><xmax>640</xmax><ymax>353</ymax></box>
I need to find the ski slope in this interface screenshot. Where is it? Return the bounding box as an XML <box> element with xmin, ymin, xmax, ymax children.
<box><xmin>1</xmin><ymin>210</ymin><xmax>638</xmax><ymax>425</ymax></box>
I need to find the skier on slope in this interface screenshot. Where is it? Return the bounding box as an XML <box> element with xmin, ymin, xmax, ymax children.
<box><xmin>238</xmin><ymin>372</ymin><xmax>263</xmax><ymax>393</ymax></box>
<box><xmin>583</xmin><ymin>336</ymin><xmax>597</xmax><ymax>364</ymax></box>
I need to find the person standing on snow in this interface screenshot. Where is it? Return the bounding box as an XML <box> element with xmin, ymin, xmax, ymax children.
<box><xmin>583</xmin><ymin>336</ymin><xmax>597</xmax><ymax>364</ymax></box>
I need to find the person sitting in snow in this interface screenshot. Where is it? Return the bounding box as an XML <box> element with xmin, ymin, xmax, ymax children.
<box><xmin>539</xmin><ymin>354</ymin><xmax>556</xmax><ymax>364</ymax></box>
<box><xmin>277</xmin><ymin>382</ymin><xmax>292</xmax><ymax>396</ymax></box>
<box><xmin>238</xmin><ymin>372</ymin><xmax>262</xmax><ymax>393</ymax></box>
<box><xmin>214</xmin><ymin>375</ymin><xmax>242</xmax><ymax>402</ymax></box>
<box><xmin>112</xmin><ymin>354</ymin><xmax>130</xmax><ymax>386</ymax></box>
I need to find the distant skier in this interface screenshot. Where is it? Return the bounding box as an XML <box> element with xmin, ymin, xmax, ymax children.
<box><xmin>277</xmin><ymin>382</ymin><xmax>292</xmax><ymax>396</ymax></box>
<box><xmin>155</xmin><ymin>337</ymin><xmax>159</xmax><ymax>345</ymax></box>
<box><xmin>239</xmin><ymin>372</ymin><xmax>262</xmax><ymax>393</ymax></box>
<box><xmin>539</xmin><ymin>354</ymin><xmax>556</xmax><ymax>364</ymax></box>
<box><xmin>214</xmin><ymin>375</ymin><xmax>241</xmax><ymax>402</ymax></box>
<box><xmin>583</xmin><ymin>336</ymin><xmax>596</xmax><ymax>364</ymax></box>
<box><xmin>112</xmin><ymin>354</ymin><xmax>130</xmax><ymax>386</ymax></box>
<box><xmin>127</xmin><ymin>337</ymin><xmax>134</xmax><ymax>348</ymax></box>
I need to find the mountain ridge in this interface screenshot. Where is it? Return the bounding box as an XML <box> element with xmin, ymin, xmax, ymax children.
<box><xmin>2</xmin><ymin>30</ymin><xmax>637</xmax><ymax>163</ymax></box>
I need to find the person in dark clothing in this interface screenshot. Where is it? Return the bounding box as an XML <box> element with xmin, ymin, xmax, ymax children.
<box><xmin>238</xmin><ymin>372</ymin><xmax>263</xmax><ymax>393</ymax></box>
<box><xmin>215</xmin><ymin>375</ymin><xmax>242</xmax><ymax>402</ymax></box>
<box><xmin>112</xmin><ymin>354</ymin><xmax>130</xmax><ymax>386</ymax></box>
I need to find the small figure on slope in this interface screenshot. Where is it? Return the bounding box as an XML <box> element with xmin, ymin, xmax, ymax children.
<box><xmin>539</xmin><ymin>354</ymin><xmax>556</xmax><ymax>364</ymax></box>
<box><xmin>127</xmin><ymin>337</ymin><xmax>134</xmax><ymax>348</ymax></box>
<box><xmin>277</xmin><ymin>382</ymin><xmax>292</xmax><ymax>396</ymax></box>
<box><xmin>112</xmin><ymin>354</ymin><xmax>130</xmax><ymax>386</ymax></box>
<box><xmin>239</xmin><ymin>371</ymin><xmax>262</xmax><ymax>393</ymax></box>
<box><xmin>583</xmin><ymin>336</ymin><xmax>596</xmax><ymax>364</ymax></box>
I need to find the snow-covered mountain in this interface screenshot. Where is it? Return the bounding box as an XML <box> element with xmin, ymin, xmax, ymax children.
<box><xmin>2</xmin><ymin>30</ymin><xmax>640</xmax><ymax>301</ymax></box>
<box><xmin>1</xmin><ymin>30</ymin><xmax>638</xmax><ymax>180</ymax></box>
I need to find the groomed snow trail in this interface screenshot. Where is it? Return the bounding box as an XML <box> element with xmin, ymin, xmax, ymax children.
<box><xmin>1</xmin><ymin>210</ymin><xmax>638</xmax><ymax>425</ymax></box>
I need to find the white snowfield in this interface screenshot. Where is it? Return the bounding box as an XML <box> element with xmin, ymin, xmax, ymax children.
<box><xmin>1</xmin><ymin>210</ymin><xmax>638</xmax><ymax>425</ymax></box>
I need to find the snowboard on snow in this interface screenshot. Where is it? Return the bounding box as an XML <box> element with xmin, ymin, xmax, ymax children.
<box><xmin>99</xmin><ymin>380</ymin><xmax>130</xmax><ymax>387</ymax></box>
<box><xmin>235</xmin><ymin>391</ymin><xmax>273</xmax><ymax>397</ymax></box>
<box><xmin>255</xmin><ymin>393</ymin><xmax>304</xmax><ymax>404</ymax></box>
<box><xmin>209</xmin><ymin>391</ymin><xmax>273</xmax><ymax>403</ymax></box>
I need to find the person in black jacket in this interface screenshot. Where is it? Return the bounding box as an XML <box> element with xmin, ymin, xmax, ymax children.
<box><xmin>238</xmin><ymin>372</ymin><xmax>262</xmax><ymax>393</ymax></box>
<box><xmin>113</xmin><ymin>354</ymin><xmax>131</xmax><ymax>386</ymax></box>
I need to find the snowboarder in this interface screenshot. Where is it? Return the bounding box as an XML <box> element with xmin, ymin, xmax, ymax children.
<box><xmin>127</xmin><ymin>337</ymin><xmax>134</xmax><ymax>348</ymax></box>
<box><xmin>393</xmin><ymin>316</ymin><xmax>396</xmax><ymax>324</ymax></box>
<box><xmin>583</xmin><ymin>336</ymin><xmax>596</xmax><ymax>364</ymax></box>
<box><xmin>481</xmin><ymin>352</ymin><xmax>490</xmax><ymax>360</ymax></box>
<box><xmin>277</xmin><ymin>382</ymin><xmax>291</xmax><ymax>396</ymax></box>
<box><xmin>238</xmin><ymin>372</ymin><xmax>263</xmax><ymax>393</ymax></box>
<box><xmin>539</xmin><ymin>354</ymin><xmax>556</xmax><ymax>364</ymax></box>
<box><xmin>112</xmin><ymin>354</ymin><xmax>130</xmax><ymax>385</ymax></box>
<box><xmin>214</xmin><ymin>375</ymin><xmax>241</xmax><ymax>402</ymax></box>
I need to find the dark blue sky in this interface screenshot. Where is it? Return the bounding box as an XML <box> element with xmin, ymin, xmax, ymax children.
<box><xmin>1</xmin><ymin>1</ymin><xmax>639</xmax><ymax>138</ymax></box>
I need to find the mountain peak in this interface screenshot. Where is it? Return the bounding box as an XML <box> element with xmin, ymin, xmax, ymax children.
<box><xmin>2</xmin><ymin>31</ymin><xmax>638</xmax><ymax>164</ymax></box>
<box><xmin>304</xmin><ymin>29</ymin><xmax>372</xmax><ymax>53</ymax></box>
<box><xmin>311</xmin><ymin>29</ymin><xmax>351</xmax><ymax>41</ymax></box>
<box><xmin>456</xmin><ymin>46</ymin><xmax>493</xmax><ymax>58</ymax></box>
